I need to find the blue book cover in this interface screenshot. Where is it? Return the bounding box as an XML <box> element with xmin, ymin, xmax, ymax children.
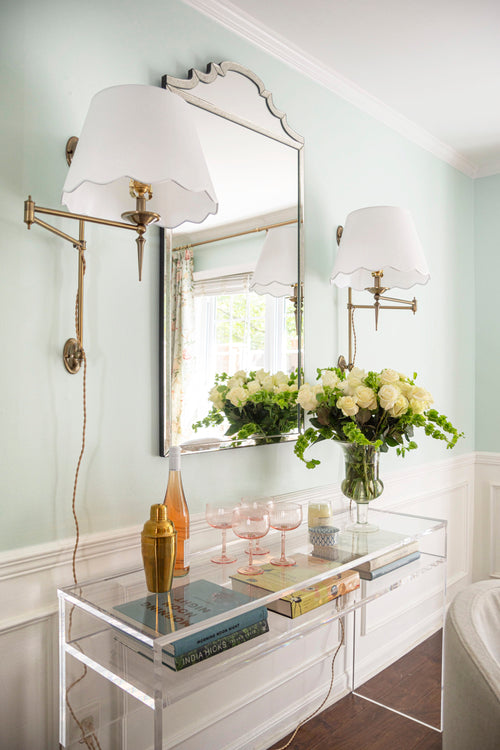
<box><xmin>360</xmin><ymin>551</ymin><xmax>421</xmax><ymax>580</ymax></box>
<box><xmin>115</xmin><ymin>579</ymin><xmax>267</xmax><ymax>656</ymax></box>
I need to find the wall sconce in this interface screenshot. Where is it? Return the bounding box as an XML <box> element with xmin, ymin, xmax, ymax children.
<box><xmin>24</xmin><ymin>84</ymin><xmax>217</xmax><ymax>373</ymax></box>
<box><xmin>249</xmin><ymin>221</ymin><xmax>303</xmax><ymax>329</ymax></box>
<box><xmin>331</xmin><ymin>206</ymin><xmax>430</xmax><ymax>371</ymax></box>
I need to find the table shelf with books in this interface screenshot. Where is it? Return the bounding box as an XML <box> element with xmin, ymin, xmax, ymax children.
<box><xmin>58</xmin><ymin>508</ymin><xmax>447</xmax><ymax>750</ymax></box>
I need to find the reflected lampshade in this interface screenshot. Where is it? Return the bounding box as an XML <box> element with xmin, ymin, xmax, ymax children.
<box><xmin>250</xmin><ymin>223</ymin><xmax>298</xmax><ymax>297</ymax></box>
<box><xmin>62</xmin><ymin>84</ymin><xmax>218</xmax><ymax>228</ymax></box>
<box><xmin>331</xmin><ymin>206</ymin><xmax>430</xmax><ymax>290</ymax></box>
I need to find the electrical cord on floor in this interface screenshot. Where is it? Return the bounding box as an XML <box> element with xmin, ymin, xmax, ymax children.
<box><xmin>273</xmin><ymin>614</ymin><xmax>345</xmax><ymax>750</ymax></box>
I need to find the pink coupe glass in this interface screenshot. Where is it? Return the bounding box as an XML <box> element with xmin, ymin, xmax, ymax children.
<box><xmin>206</xmin><ymin>504</ymin><xmax>237</xmax><ymax>564</ymax></box>
<box><xmin>231</xmin><ymin>506</ymin><xmax>270</xmax><ymax>575</ymax></box>
<box><xmin>269</xmin><ymin>503</ymin><xmax>303</xmax><ymax>566</ymax></box>
<box><xmin>240</xmin><ymin>498</ymin><xmax>272</xmax><ymax>555</ymax></box>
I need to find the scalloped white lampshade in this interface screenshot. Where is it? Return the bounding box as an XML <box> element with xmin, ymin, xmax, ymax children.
<box><xmin>331</xmin><ymin>206</ymin><xmax>430</xmax><ymax>290</ymax></box>
<box><xmin>62</xmin><ymin>84</ymin><xmax>218</xmax><ymax>228</ymax></box>
<box><xmin>250</xmin><ymin>223</ymin><xmax>297</xmax><ymax>296</ymax></box>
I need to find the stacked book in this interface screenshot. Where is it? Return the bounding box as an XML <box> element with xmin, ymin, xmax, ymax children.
<box><xmin>308</xmin><ymin>527</ymin><xmax>421</xmax><ymax>581</ymax></box>
<box><xmin>351</xmin><ymin>541</ymin><xmax>420</xmax><ymax>580</ymax></box>
<box><xmin>114</xmin><ymin>579</ymin><xmax>269</xmax><ymax>671</ymax></box>
<box><xmin>231</xmin><ymin>553</ymin><xmax>360</xmax><ymax>618</ymax></box>
<box><xmin>322</xmin><ymin>529</ymin><xmax>421</xmax><ymax>581</ymax></box>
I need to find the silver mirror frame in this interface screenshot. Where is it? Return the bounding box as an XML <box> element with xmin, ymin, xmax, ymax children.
<box><xmin>159</xmin><ymin>62</ymin><xmax>304</xmax><ymax>456</ymax></box>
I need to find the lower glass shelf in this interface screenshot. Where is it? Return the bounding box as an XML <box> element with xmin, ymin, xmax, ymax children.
<box><xmin>62</xmin><ymin>552</ymin><xmax>445</xmax><ymax>709</ymax></box>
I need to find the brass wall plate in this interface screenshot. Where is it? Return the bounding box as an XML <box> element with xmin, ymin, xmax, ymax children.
<box><xmin>63</xmin><ymin>338</ymin><xmax>82</xmax><ymax>374</ymax></box>
<box><xmin>65</xmin><ymin>136</ymin><xmax>79</xmax><ymax>166</ymax></box>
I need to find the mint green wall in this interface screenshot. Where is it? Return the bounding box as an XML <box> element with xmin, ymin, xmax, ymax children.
<box><xmin>193</xmin><ymin>233</ymin><xmax>263</xmax><ymax>274</ymax></box>
<box><xmin>475</xmin><ymin>174</ymin><xmax>500</xmax><ymax>451</ymax></box>
<box><xmin>0</xmin><ymin>0</ymin><xmax>475</xmax><ymax>552</ymax></box>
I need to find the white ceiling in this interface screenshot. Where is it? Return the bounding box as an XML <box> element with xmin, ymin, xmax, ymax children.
<box><xmin>186</xmin><ymin>0</ymin><xmax>500</xmax><ymax>177</ymax></box>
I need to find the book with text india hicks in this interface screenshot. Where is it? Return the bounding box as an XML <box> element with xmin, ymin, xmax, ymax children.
<box><xmin>164</xmin><ymin>618</ymin><xmax>269</xmax><ymax>671</ymax></box>
<box><xmin>231</xmin><ymin>553</ymin><xmax>360</xmax><ymax>618</ymax></box>
<box><xmin>114</xmin><ymin>579</ymin><xmax>268</xmax><ymax>669</ymax></box>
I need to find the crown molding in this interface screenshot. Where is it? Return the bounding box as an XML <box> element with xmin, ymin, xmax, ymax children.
<box><xmin>475</xmin><ymin>160</ymin><xmax>500</xmax><ymax>179</ymax></box>
<box><xmin>183</xmin><ymin>0</ymin><xmax>481</xmax><ymax>178</ymax></box>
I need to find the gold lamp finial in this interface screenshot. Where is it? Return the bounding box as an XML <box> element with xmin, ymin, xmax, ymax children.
<box><xmin>121</xmin><ymin>180</ymin><xmax>160</xmax><ymax>281</ymax></box>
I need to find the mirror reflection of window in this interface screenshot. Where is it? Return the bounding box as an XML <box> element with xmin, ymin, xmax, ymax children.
<box><xmin>172</xmin><ymin>216</ymin><xmax>301</xmax><ymax>445</ymax></box>
<box><xmin>187</xmin><ymin>271</ymin><xmax>299</xmax><ymax>442</ymax></box>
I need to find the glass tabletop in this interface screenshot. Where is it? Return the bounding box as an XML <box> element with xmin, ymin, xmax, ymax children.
<box><xmin>59</xmin><ymin>508</ymin><xmax>446</xmax><ymax>648</ymax></box>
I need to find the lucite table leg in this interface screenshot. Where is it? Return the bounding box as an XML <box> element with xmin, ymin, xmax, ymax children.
<box><xmin>58</xmin><ymin>592</ymin><xmax>68</xmax><ymax>749</ymax></box>
<box><xmin>153</xmin><ymin>646</ymin><xmax>163</xmax><ymax>750</ymax></box>
<box><xmin>438</xmin><ymin>525</ymin><xmax>448</xmax><ymax>733</ymax></box>
<box><xmin>350</xmin><ymin>606</ymin><xmax>357</xmax><ymax>695</ymax></box>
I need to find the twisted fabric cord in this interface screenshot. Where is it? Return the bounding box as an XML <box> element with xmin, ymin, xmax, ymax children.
<box><xmin>64</xmin><ymin>278</ymin><xmax>103</xmax><ymax>750</ymax></box>
<box><xmin>273</xmin><ymin>615</ymin><xmax>345</xmax><ymax>749</ymax></box>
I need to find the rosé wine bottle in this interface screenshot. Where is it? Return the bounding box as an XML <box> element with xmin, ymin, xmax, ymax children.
<box><xmin>163</xmin><ymin>446</ymin><xmax>190</xmax><ymax>577</ymax></box>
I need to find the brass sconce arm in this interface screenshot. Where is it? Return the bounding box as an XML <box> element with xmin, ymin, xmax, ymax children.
<box><xmin>26</xmin><ymin>190</ymin><xmax>158</xmax><ymax>282</ymax></box>
<box><xmin>24</xmin><ymin>195</ymin><xmax>141</xmax><ymax>373</ymax></box>
<box><xmin>376</xmin><ymin>295</ymin><xmax>417</xmax><ymax>310</ymax></box>
<box><xmin>24</xmin><ymin>197</ymin><xmax>139</xmax><ymax>238</ymax></box>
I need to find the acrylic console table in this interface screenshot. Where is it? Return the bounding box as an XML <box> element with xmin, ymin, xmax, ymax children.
<box><xmin>58</xmin><ymin>508</ymin><xmax>447</xmax><ymax>750</ymax></box>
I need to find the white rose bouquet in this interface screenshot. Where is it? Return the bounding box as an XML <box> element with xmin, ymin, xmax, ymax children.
<box><xmin>295</xmin><ymin>366</ymin><xmax>463</xmax><ymax>469</ymax></box>
<box><xmin>193</xmin><ymin>368</ymin><xmax>299</xmax><ymax>444</ymax></box>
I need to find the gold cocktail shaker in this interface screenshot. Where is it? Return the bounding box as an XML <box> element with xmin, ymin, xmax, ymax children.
<box><xmin>141</xmin><ymin>504</ymin><xmax>177</xmax><ymax>593</ymax></box>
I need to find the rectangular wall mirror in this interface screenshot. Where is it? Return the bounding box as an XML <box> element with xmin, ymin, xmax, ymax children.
<box><xmin>159</xmin><ymin>62</ymin><xmax>304</xmax><ymax>455</ymax></box>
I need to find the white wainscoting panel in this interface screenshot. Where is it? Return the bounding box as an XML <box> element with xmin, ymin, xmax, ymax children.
<box><xmin>0</xmin><ymin>452</ymin><xmax>477</xmax><ymax>750</ymax></box>
<box><xmin>490</xmin><ymin>484</ymin><xmax>500</xmax><ymax>578</ymax></box>
<box><xmin>359</xmin><ymin>564</ymin><xmax>446</xmax><ymax>637</ymax></box>
<box><xmin>0</xmin><ymin>614</ymin><xmax>57</xmax><ymax>750</ymax></box>
<box><xmin>473</xmin><ymin>453</ymin><xmax>500</xmax><ymax>580</ymax></box>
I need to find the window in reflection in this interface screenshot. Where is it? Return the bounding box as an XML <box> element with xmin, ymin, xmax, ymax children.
<box><xmin>186</xmin><ymin>273</ymin><xmax>299</xmax><ymax>443</ymax></box>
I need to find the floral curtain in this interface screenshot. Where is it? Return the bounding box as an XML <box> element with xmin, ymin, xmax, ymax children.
<box><xmin>171</xmin><ymin>248</ymin><xmax>196</xmax><ymax>445</ymax></box>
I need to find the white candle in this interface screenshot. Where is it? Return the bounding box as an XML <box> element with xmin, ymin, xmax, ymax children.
<box><xmin>308</xmin><ymin>502</ymin><xmax>332</xmax><ymax>527</ymax></box>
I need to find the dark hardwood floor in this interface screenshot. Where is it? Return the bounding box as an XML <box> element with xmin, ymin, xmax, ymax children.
<box><xmin>267</xmin><ymin>631</ymin><xmax>442</xmax><ymax>750</ymax></box>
